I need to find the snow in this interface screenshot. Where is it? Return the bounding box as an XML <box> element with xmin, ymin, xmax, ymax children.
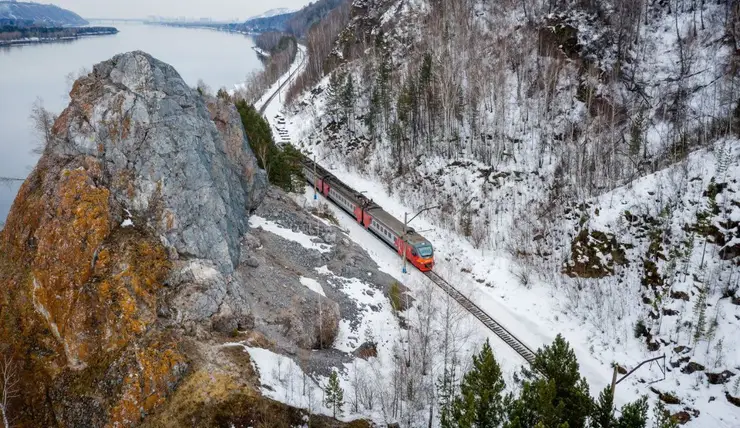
<box><xmin>225</xmin><ymin>344</ymin><xmax>327</xmax><ymax>412</ymax></box>
<box><xmin>252</xmin><ymin>46</ymin><xmax>270</xmax><ymax>58</ymax></box>
<box><xmin>247</xmin><ymin>7</ymin><xmax>297</xmax><ymax>21</ymax></box>
<box><xmin>249</xmin><ymin>215</ymin><xmax>332</xmax><ymax>254</ymax></box>
<box><xmin>299</xmin><ymin>276</ymin><xmax>326</xmax><ymax>297</ymax></box>
<box><xmin>231</xmin><ymin>44</ymin><xmax>307</xmax><ymax>116</ymax></box>
<box><xmin>121</xmin><ymin>218</ymin><xmax>134</xmax><ymax>227</ymax></box>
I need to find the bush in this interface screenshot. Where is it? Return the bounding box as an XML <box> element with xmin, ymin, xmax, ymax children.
<box><xmin>389</xmin><ymin>281</ymin><xmax>403</xmax><ymax>312</ymax></box>
<box><xmin>634</xmin><ymin>318</ymin><xmax>648</xmax><ymax>338</ymax></box>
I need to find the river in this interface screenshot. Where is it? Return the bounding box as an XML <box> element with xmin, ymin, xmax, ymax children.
<box><xmin>0</xmin><ymin>23</ymin><xmax>263</xmax><ymax>225</ymax></box>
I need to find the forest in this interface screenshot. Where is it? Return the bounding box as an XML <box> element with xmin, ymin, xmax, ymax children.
<box><xmin>277</xmin><ymin>0</ymin><xmax>740</xmax><ymax>424</ymax></box>
<box><xmin>0</xmin><ymin>25</ymin><xmax>118</xmax><ymax>42</ymax></box>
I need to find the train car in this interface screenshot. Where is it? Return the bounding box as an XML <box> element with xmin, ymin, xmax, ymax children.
<box><xmin>302</xmin><ymin>159</ymin><xmax>435</xmax><ymax>272</ymax></box>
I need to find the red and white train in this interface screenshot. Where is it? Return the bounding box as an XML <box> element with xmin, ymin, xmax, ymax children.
<box><xmin>302</xmin><ymin>159</ymin><xmax>435</xmax><ymax>272</ymax></box>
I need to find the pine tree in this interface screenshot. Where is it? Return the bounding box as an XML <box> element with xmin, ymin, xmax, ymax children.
<box><xmin>325</xmin><ymin>369</ymin><xmax>344</xmax><ymax>418</ymax></box>
<box><xmin>341</xmin><ymin>73</ymin><xmax>356</xmax><ymax>129</ymax></box>
<box><xmin>234</xmin><ymin>100</ymin><xmax>303</xmax><ymax>193</ymax></box>
<box><xmin>615</xmin><ymin>396</ymin><xmax>648</xmax><ymax>428</ymax></box>
<box><xmin>592</xmin><ymin>386</ymin><xmax>616</xmax><ymax>428</ymax></box>
<box><xmin>366</xmin><ymin>86</ymin><xmax>381</xmax><ymax>139</ymax></box>
<box><xmin>693</xmin><ymin>285</ymin><xmax>707</xmax><ymax>343</ymax></box>
<box><xmin>507</xmin><ymin>378</ymin><xmax>574</xmax><ymax>428</ymax></box>
<box><xmin>629</xmin><ymin>111</ymin><xmax>644</xmax><ymax>157</ymax></box>
<box><xmin>326</xmin><ymin>72</ymin><xmax>345</xmax><ymax>122</ymax></box>
<box><xmin>450</xmin><ymin>340</ymin><xmax>506</xmax><ymax>428</ymax></box>
<box><xmin>652</xmin><ymin>401</ymin><xmax>678</xmax><ymax>428</ymax></box>
<box><xmin>530</xmin><ymin>334</ymin><xmax>593</xmax><ymax>428</ymax></box>
<box><xmin>510</xmin><ymin>334</ymin><xmax>592</xmax><ymax>428</ymax></box>
<box><xmin>438</xmin><ymin>367</ymin><xmax>456</xmax><ymax>428</ymax></box>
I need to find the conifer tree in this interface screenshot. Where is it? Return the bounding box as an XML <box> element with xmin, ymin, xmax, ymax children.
<box><xmin>437</xmin><ymin>366</ymin><xmax>456</xmax><ymax>428</ymax></box>
<box><xmin>591</xmin><ymin>387</ymin><xmax>649</xmax><ymax>428</ymax></box>
<box><xmin>449</xmin><ymin>340</ymin><xmax>506</xmax><ymax>428</ymax></box>
<box><xmin>652</xmin><ymin>401</ymin><xmax>678</xmax><ymax>428</ymax></box>
<box><xmin>509</xmin><ymin>334</ymin><xmax>592</xmax><ymax>428</ymax></box>
<box><xmin>325</xmin><ymin>369</ymin><xmax>344</xmax><ymax>418</ymax></box>
<box><xmin>366</xmin><ymin>86</ymin><xmax>382</xmax><ymax>139</ymax></box>
<box><xmin>327</xmin><ymin>72</ymin><xmax>344</xmax><ymax>122</ymax></box>
<box><xmin>592</xmin><ymin>386</ymin><xmax>616</xmax><ymax>428</ymax></box>
<box><xmin>506</xmin><ymin>378</ymin><xmax>566</xmax><ymax>428</ymax></box>
<box><xmin>693</xmin><ymin>285</ymin><xmax>708</xmax><ymax>343</ymax></box>
<box><xmin>341</xmin><ymin>73</ymin><xmax>356</xmax><ymax>129</ymax></box>
<box><xmin>615</xmin><ymin>396</ymin><xmax>648</xmax><ymax>428</ymax></box>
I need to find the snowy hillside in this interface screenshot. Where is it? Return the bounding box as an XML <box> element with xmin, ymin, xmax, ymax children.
<box><xmin>248</xmin><ymin>8</ymin><xmax>297</xmax><ymax>20</ymax></box>
<box><xmin>0</xmin><ymin>1</ymin><xmax>88</xmax><ymax>26</ymax></box>
<box><xmin>269</xmin><ymin>0</ymin><xmax>740</xmax><ymax>425</ymax></box>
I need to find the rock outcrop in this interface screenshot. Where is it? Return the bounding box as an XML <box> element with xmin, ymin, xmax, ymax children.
<box><xmin>51</xmin><ymin>50</ymin><xmax>266</xmax><ymax>274</ymax></box>
<box><xmin>0</xmin><ymin>51</ymin><xmax>266</xmax><ymax>426</ymax></box>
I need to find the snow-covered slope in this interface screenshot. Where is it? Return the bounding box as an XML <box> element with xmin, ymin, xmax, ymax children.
<box><xmin>267</xmin><ymin>0</ymin><xmax>740</xmax><ymax>425</ymax></box>
<box><xmin>247</xmin><ymin>8</ymin><xmax>297</xmax><ymax>21</ymax></box>
<box><xmin>0</xmin><ymin>1</ymin><xmax>88</xmax><ymax>26</ymax></box>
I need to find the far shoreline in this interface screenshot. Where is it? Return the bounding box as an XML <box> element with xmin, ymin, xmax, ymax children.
<box><xmin>0</xmin><ymin>27</ymin><xmax>119</xmax><ymax>48</ymax></box>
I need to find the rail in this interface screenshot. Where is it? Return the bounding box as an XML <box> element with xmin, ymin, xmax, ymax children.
<box><xmin>425</xmin><ymin>270</ymin><xmax>538</xmax><ymax>366</ymax></box>
<box><xmin>258</xmin><ymin>47</ymin><xmax>306</xmax><ymax>116</ymax></box>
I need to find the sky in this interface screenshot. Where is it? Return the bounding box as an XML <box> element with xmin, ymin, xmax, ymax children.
<box><xmin>52</xmin><ymin>0</ymin><xmax>313</xmax><ymax>21</ymax></box>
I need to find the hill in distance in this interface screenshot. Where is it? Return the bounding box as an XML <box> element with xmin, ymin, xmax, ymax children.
<box><xmin>247</xmin><ymin>7</ymin><xmax>297</xmax><ymax>21</ymax></box>
<box><xmin>0</xmin><ymin>1</ymin><xmax>88</xmax><ymax>26</ymax></box>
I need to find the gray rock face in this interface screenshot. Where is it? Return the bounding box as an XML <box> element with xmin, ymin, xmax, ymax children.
<box><xmin>52</xmin><ymin>51</ymin><xmax>267</xmax><ymax>273</ymax></box>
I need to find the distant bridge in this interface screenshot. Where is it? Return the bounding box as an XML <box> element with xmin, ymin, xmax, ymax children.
<box><xmin>86</xmin><ymin>18</ymin><xmax>147</xmax><ymax>24</ymax></box>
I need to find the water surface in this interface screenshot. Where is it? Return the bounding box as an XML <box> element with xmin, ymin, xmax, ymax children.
<box><xmin>0</xmin><ymin>23</ymin><xmax>262</xmax><ymax>225</ymax></box>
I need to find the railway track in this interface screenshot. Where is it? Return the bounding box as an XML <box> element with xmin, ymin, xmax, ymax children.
<box><xmin>425</xmin><ymin>270</ymin><xmax>537</xmax><ymax>366</ymax></box>
<box><xmin>258</xmin><ymin>47</ymin><xmax>306</xmax><ymax>116</ymax></box>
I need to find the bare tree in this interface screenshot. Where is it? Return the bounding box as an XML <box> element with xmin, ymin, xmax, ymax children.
<box><xmin>196</xmin><ymin>79</ymin><xmax>212</xmax><ymax>96</ymax></box>
<box><xmin>0</xmin><ymin>355</ymin><xmax>19</xmax><ymax>428</ymax></box>
<box><xmin>29</xmin><ymin>97</ymin><xmax>57</xmax><ymax>155</ymax></box>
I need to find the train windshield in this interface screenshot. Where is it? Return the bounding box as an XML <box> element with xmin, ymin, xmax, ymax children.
<box><xmin>417</xmin><ymin>245</ymin><xmax>434</xmax><ymax>258</ymax></box>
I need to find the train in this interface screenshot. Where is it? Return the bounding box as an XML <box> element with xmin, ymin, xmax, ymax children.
<box><xmin>301</xmin><ymin>159</ymin><xmax>435</xmax><ymax>272</ymax></box>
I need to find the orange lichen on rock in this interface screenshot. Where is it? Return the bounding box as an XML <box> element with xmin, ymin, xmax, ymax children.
<box><xmin>29</xmin><ymin>166</ymin><xmax>111</xmax><ymax>367</ymax></box>
<box><xmin>0</xmin><ymin>156</ymin><xmax>173</xmax><ymax>424</ymax></box>
<box><xmin>107</xmin><ymin>341</ymin><xmax>187</xmax><ymax>428</ymax></box>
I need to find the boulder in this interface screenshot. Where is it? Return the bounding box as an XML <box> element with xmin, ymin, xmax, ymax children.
<box><xmin>706</xmin><ymin>370</ymin><xmax>735</xmax><ymax>385</ymax></box>
<box><xmin>681</xmin><ymin>361</ymin><xmax>706</xmax><ymax>374</ymax></box>
<box><xmin>353</xmin><ymin>342</ymin><xmax>379</xmax><ymax>360</ymax></box>
<box><xmin>727</xmin><ymin>392</ymin><xmax>740</xmax><ymax>407</ymax></box>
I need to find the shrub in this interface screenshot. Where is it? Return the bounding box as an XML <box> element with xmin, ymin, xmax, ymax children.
<box><xmin>634</xmin><ymin>318</ymin><xmax>648</xmax><ymax>338</ymax></box>
<box><xmin>389</xmin><ymin>281</ymin><xmax>403</xmax><ymax>312</ymax></box>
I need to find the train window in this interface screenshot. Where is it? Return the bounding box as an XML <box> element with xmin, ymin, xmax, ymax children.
<box><xmin>417</xmin><ymin>245</ymin><xmax>433</xmax><ymax>257</ymax></box>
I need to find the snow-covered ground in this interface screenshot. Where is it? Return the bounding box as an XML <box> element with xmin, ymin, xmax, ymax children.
<box><xmin>251</xmin><ymin>46</ymin><xmax>270</xmax><ymax>58</ymax></box>
<box><xmin>250</xmin><ymin>27</ymin><xmax>740</xmax><ymax>425</ymax></box>
<box><xmin>249</xmin><ymin>215</ymin><xmax>333</xmax><ymax>254</ymax></box>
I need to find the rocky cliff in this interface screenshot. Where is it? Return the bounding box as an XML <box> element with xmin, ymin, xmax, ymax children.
<box><xmin>0</xmin><ymin>51</ymin><xmax>266</xmax><ymax>426</ymax></box>
<box><xmin>0</xmin><ymin>51</ymin><xmax>393</xmax><ymax>427</ymax></box>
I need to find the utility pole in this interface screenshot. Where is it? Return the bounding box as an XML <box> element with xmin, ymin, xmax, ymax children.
<box><xmin>610</xmin><ymin>364</ymin><xmax>618</xmax><ymax>394</ymax></box>
<box><xmin>403</xmin><ymin>212</ymin><xmax>408</xmax><ymax>274</ymax></box>
<box><xmin>313</xmin><ymin>152</ymin><xmax>318</xmax><ymax>200</ymax></box>
<box><xmin>611</xmin><ymin>354</ymin><xmax>666</xmax><ymax>395</ymax></box>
